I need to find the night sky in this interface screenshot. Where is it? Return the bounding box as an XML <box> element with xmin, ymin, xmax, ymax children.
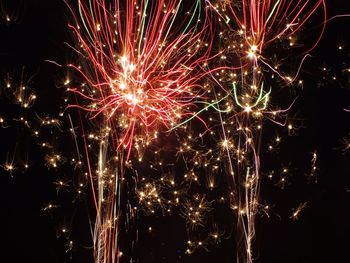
<box><xmin>1</xmin><ymin>1</ymin><xmax>350</xmax><ymax>263</ymax></box>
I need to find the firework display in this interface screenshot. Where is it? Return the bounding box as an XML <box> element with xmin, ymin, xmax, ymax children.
<box><xmin>1</xmin><ymin>0</ymin><xmax>350</xmax><ymax>263</ymax></box>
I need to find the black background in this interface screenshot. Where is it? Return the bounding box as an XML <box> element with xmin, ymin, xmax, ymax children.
<box><xmin>1</xmin><ymin>0</ymin><xmax>350</xmax><ymax>262</ymax></box>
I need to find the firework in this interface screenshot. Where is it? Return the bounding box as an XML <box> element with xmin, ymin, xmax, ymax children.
<box><xmin>2</xmin><ymin>1</ymin><xmax>350</xmax><ymax>262</ymax></box>
<box><xmin>65</xmin><ymin>0</ymin><xmax>213</xmax><ymax>262</ymax></box>
<box><xmin>208</xmin><ymin>0</ymin><xmax>326</xmax><ymax>74</ymax></box>
<box><xmin>67</xmin><ymin>0</ymin><xmax>213</xmax><ymax>157</ymax></box>
<box><xmin>204</xmin><ymin>1</ymin><xmax>327</xmax><ymax>262</ymax></box>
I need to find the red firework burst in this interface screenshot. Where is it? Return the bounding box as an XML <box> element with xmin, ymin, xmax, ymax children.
<box><xmin>66</xmin><ymin>0</ymin><xmax>213</xmax><ymax>157</ymax></box>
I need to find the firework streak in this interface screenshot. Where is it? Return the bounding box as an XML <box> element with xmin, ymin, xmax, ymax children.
<box><xmin>65</xmin><ymin>0</ymin><xmax>215</xmax><ymax>262</ymax></box>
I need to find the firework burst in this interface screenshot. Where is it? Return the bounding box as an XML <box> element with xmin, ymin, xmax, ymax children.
<box><xmin>65</xmin><ymin>0</ymin><xmax>214</xmax><ymax>262</ymax></box>
<box><xmin>67</xmin><ymin>0</ymin><xmax>213</xmax><ymax>157</ymax></box>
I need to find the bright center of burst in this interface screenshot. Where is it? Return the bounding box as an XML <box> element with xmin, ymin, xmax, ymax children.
<box><xmin>250</xmin><ymin>45</ymin><xmax>258</xmax><ymax>52</ymax></box>
<box><xmin>244</xmin><ymin>105</ymin><xmax>252</xmax><ymax>113</ymax></box>
<box><xmin>116</xmin><ymin>55</ymin><xmax>145</xmax><ymax>106</ymax></box>
<box><xmin>247</xmin><ymin>45</ymin><xmax>258</xmax><ymax>59</ymax></box>
<box><xmin>125</xmin><ymin>93</ymin><xmax>140</xmax><ymax>105</ymax></box>
<box><xmin>120</xmin><ymin>83</ymin><xmax>144</xmax><ymax>106</ymax></box>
